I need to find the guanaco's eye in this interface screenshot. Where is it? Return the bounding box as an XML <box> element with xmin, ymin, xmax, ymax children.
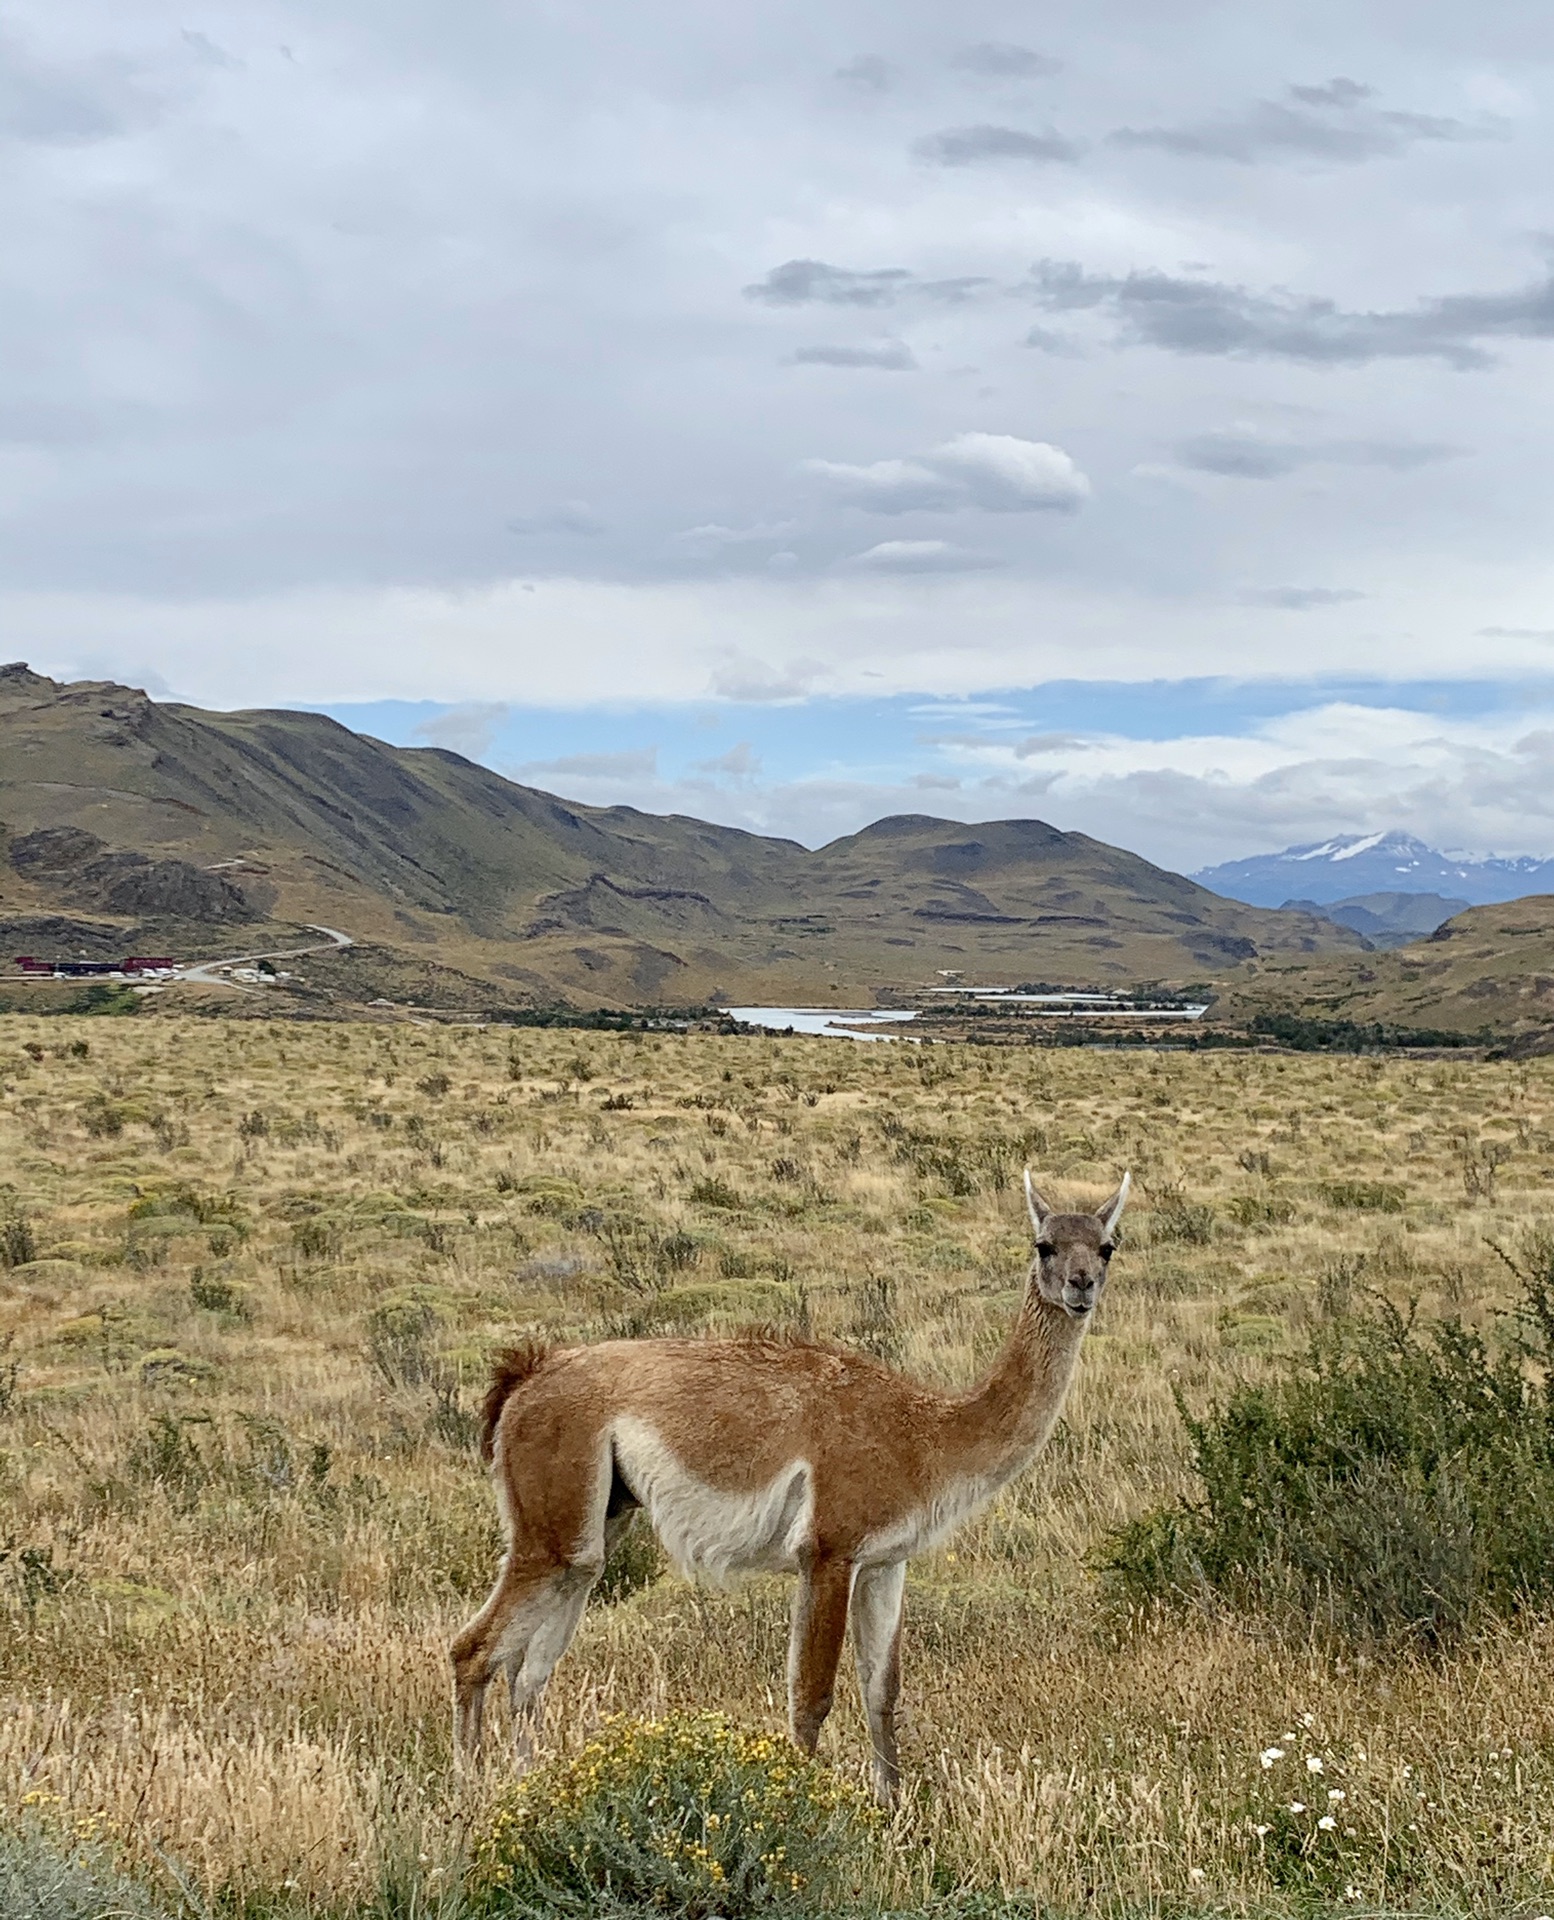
<box><xmin>1099</xmin><ymin>1245</ymin><xmax>1114</xmax><ymax>1263</ymax></box>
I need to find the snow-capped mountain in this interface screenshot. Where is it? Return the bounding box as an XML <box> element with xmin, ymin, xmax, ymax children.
<box><xmin>1193</xmin><ymin>831</ymin><xmax>1554</xmax><ymax>908</ymax></box>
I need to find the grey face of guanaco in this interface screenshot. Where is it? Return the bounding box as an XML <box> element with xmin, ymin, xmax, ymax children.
<box><xmin>1023</xmin><ymin>1169</ymin><xmax>1129</xmax><ymax>1320</ymax></box>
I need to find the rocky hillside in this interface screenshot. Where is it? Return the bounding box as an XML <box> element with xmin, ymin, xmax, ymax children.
<box><xmin>0</xmin><ymin>663</ymin><xmax>1363</xmax><ymax>1010</ymax></box>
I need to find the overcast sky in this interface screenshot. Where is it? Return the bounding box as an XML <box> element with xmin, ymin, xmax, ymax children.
<box><xmin>7</xmin><ymin>0</ymin><xmax>1554</xmax><ymax>866</ymax></box>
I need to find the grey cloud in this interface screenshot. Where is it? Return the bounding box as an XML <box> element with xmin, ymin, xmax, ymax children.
<box><xmin>413</xmin><ymin>702</ymin><xmax>508</xmax><ymax>760</ymax></box>
<box><xmin>744</xmin><ymin>259</ymin><xmax>914</xmax><ymax>307</ymax></box>
<box><xmin>845</xmin><ymin>539</ymin><xmax>1000</xmax><ymax>573</ymax></box>
<box><xmin>1480</xmin><ymin>626</ymin><xmax>1554</xmax><ymax>640</ymax></box>
<box><xmin>949</xmin><ymin>43</ymin><xmax>1061</xmax><ymax>79</ymax></box>
<box><xmin>1238</xmin><ymin>587</ymin><xmax>1367</xmax><ymax>609</ymax></box>
<box><xmin>506</xmin><ymin>502</ymin><xmax>605</xmax><ymax>536</ymax></box>
<box><xmin>914</xmin><ymin>124</ymin><xmax>1081</xmax><ymax>167</ymax></box>
<box><xmin>1023</xmin><ymin>325</ymin><xmax>1085</xmax><ymax>357</ymax></box>
<box><xmin>1029</xmin><ymin>259</ymin><xmax>1554</xmax><ymax>368</ymax></box>
<box><xmin>1176</xmin><ymin>431</ymin><xmax>1462</xmax><ymax>477</ymax></box>
<box><xmin>694</xmin><ymin>741</ymin><xmax>760</xmax><ymax>777</ymax></box>
<box><xmin>1110</xmin><ymin>82</ymin><xmax>1487</xmax><ymax>166</ymax></box>
<box><xmin>834</xmin><ymin>55</ymin><xmax>892</xmax><ymax>93</ymax></box>
<box><xmin>744</xmin><ymin>259</ymin><xmax>990</xmax><ymax>307</ymax></box>
<box><xmin>790</xmin><ymin>340</ymin><xmax>918</xmax><ymax>369</ymax></box>
<box><xmin>180</xmin><ymin>30</ymin><xmax>240</xmax><ymax>72</ymax></box>
<box><xmin>517</xmin><ymin>748</ymin><xmax>659</xmax><ymax>780</ymax></box>
<box><xmin>911</xmin><ymin>772</ymin><xmax>963</xmax><ymax>789</ymax></box>
<box><xmin>707</xmin><ymin>655</ymin><xmax>830</xmax><ymax>703</ymax></box>
<box><xmin>1015</xmin><ymin>731</ymin><xmax>1094</xmax><ymax>755</ymax></box>
<box><xmin>1289</xmin><ymin>77</ymin><xmax>1373</xmax><ymax>107</ymax></box>
<box><xmin>0</xmin><ymin>33</ymin><xmax>159</xmax><ymax>144</ymax></box>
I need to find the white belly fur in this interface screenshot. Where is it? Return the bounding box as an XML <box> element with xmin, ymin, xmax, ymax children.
<box><xmin>610</xmin><ymin>1415</ymin><xmax>815</xmax><ymax>1583</ymax></box>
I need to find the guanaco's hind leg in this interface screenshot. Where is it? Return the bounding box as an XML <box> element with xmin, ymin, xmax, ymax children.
<box><xmin>850</xmin><ymin>1561</ymin><xmax>906</xmax><ymax>1803</ymax></box>
<box><xmin>452</xmin><ymin>1508</ymin><xmax>634</xmax><ymax>1760</ymax></box>
<box><xmin>787</xmin><ymin>1553</ymin><xmax>855</xmax><ymax>1759</ymax></box>
<box><xmin>452</xmin><ymin>1561</ymin><xmax>569</xmax><ymax>1758</ymax></box>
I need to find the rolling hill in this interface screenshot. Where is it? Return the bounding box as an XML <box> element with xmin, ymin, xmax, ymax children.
<box><xmin>1211</xmin><ymin>895</ymin><xmax>1554</xmax><ymax>1042</ymax></box>
<box><xmin>0</xmin><ymin>662</ymin><xmax>1364</xmax><ymax>1011</ymax></box>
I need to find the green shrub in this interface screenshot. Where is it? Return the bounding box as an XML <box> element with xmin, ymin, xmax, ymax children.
<box><xmin>1149</xmin><ymin>1184</ymin><xmax>1215</xmax><ymax>1245</ymax></box>
<box><xmin>366</xmin><ymin>1296</ymin><xmax>442</xmax><ymax>1386</ymax></box>
<box><xmin>1225</xmin><ymin>1191</ymin><xmax>1296</xmax><ymax>1229</ymax></box>
<box><xmin>469</xmin><ymin>1712</ymin><xmax>880</xmax><ymax>1917</ymax></box>
<box><xmin>0</xmin><ymin>1826</ymin><xmax>171</xmax><ymax>1920</ymax></box>
<box><xmin>1321</xmin><ymin>1180</ymin><xmax>1405</xmax><ymax>1213</ymax></box>
<box><xmin>1</xmin><ymin>1213</ymin><xmax>37</xmax><ymax>1268</ymax></box>
<box><xmin>1100</xmin><ymin>1250</ymin><xmax>1554</xmax><ymax>1646</ymax></box>
<box><xmin>688</xmin><ymin>1176</ymin><xmax>744</xmax><ymax>1210</ymax></box>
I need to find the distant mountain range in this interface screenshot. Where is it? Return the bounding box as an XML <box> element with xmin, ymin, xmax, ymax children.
<box><xmin>1195</xmin><ymin>831</ymin><xmax>1554</xmax><ymax>909</ymax></box>
<box><xmin>0</xmin><ymin>662</ymin><xmax>1362</xmax><ymax>1012</ymax></box>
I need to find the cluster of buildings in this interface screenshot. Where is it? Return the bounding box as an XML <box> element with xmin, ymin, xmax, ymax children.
<box><xmin>11</xmin><ymin>955</ymin><xmax>177</xmax><ymax>980</ymax></box>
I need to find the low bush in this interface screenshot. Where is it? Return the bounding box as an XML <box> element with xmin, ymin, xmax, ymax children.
<box><xmin>468</xmin><ymin>1712</ymin><xmax>880</xmax><ymax>1917</ymax></box>
<box><xmin>0</xmin><ymin>1824</ymin><xmax>170</xmax><ymax>1920</ymax></box>
<box><xmin>1100</xmin><ymin>1244</ymin><xmax>1554</xmax><ymax>1646</ymax></box>
<box><xmin>1149</xmin><ymin>1184</ymin><xmax>1216</xmax><ymax>1245</ymax></box>
<box><xmin>1321</xmin><ymin>1180</ymin><xmax>1405</xmax><ymax>1213</ymax></box>
<box><xmin>1247</xmin><ymin>1011</ymin><xmax>1478</xmax><ymax>1051</ymax></box>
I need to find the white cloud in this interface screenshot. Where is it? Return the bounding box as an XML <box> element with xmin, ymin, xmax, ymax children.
<box><xmin>412</xmin><ymin>701</ymin><xmax>507</xmax><ymax>759</ymax></box>
<box><xmin>515</xmin><ymin>747</ymin><xmax>659</xmax><ymax>780</ymax></box>
<box><xmin>804</xmin><ymin>432</ymin><xmax>1088</xmax><ymax>515</ymax></box>
<box><xmin>802</xmin><ymin>456</ymin><xmax>960</xmax><ymax>513</ymax></box>
<box><xmin>671</xmin><ymin>520</ymin><xmax>796</xmax><ymax>554</ymax></box>
<box><xmin>930</xmin><ymin>433</ymin><xmax>1091</xmax><ymax>511</ymax></box>
<box><xmin>845</xmin><ymin>539</ymin><xmax>999</xmax><ymax>572</ymax></box>
<box><xmin>482</xmin><ymin>699</ymin><xmax>1554</xmax><ymax>874</ymax></box>
<box><xmin>14</xmin><ymin>558</ymin><xmax>1554</xmax><ymax>714</ymax></box>
<box><xmin>693</xmin><ymin>740</ymin><xmax>760</xmax><ymax>779</ymax></box>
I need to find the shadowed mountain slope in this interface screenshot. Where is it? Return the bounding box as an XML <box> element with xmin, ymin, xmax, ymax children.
<box><xmin>0</xmin><ymin>663</ymin><xmax>1363</xmax><ymax>1007</ymax></box>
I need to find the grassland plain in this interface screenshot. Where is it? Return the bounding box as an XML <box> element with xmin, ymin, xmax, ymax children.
<box><xmin>1</xmin><ymin>1014</ymin><xmax>1553</xmax><ymax>1918</ymax></box>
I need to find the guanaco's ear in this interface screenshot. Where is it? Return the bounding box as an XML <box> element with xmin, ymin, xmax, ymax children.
<box><xmin>1096</xmin><ymin>1170</ymin><xmax>1132</xmax><ymax>1243</ymax></box>
<box><xmin>1023</xmin><ymin>1167</ymin><xmax>1055</xmax><ymax>1241</ymax></box>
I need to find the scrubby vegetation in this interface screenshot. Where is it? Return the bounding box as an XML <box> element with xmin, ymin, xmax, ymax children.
<box><xmin>4</xmin><ymin>1017</ymin><xmax>1554</xmax><ymax>1916</ymax></box>
<box><xmin>1101</xmin><ymin>1255</ymin><xmax>1554</xmax><ymax>1644</ymax></box>
<box><xmin>471</xmin><ymin>1713</ymin><xmax>879</xmax><ymax>1917</ymax></box>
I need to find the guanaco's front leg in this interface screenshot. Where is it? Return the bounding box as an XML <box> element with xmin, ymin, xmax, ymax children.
<box><xmin>787</xmin><ymin>1552</ymin><xmax>854</xmax><ymax>1757</ymax></box>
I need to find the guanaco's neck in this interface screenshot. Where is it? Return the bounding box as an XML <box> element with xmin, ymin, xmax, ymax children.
<box><xmin>941</xmin><ymin>1280</ymin><xmax>1089</xmax><ymax>1481</ymax></box>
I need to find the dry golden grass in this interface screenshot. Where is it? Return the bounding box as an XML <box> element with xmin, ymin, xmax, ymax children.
<box><xmin>2</xmin><ymin>1016</ymin><xmax>1553</xmax><ymax>1915</ymax></box>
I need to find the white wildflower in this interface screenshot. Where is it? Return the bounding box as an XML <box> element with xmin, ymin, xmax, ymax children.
<box><xmin>1290</xmin><ymin>1802</ymin><xmax>1306</xmax><ymax>1814</ymax></box>
<box><xmin>1318</xmin><ymin>1815</ymin><xmax>1337</xmax><ymax>1831</ymax></box>
<box><xmin>1306</xmin><ymin>1755</ymin><xmax>1324</xmax><ymax>1773</ymax></box>
<box><xmin>1260</xmin><ymin>1747</ymin><xmax>1285</xmax><ymax>1768</ymax></box>
<box><xmin>1328</xmin><ymin>1788</ymin><xmax>1346</xmax><ymax>1801</ymax></box>
<box><xmin>1188</xmin><ymin>1867</ymin><xmax>1205</xmax><ymax>1883</ymax></box>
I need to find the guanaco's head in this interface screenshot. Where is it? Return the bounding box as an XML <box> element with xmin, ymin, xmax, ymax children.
<box><xmin>1022</xmin><ymin>1169</ymin><xmax>1130</xmax><ymax>1320</ymax></box>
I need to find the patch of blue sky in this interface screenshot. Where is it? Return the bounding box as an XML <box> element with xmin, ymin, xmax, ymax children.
<box><xmin>311</xmin><ymin>675</ymin><xmax>1553</xmax><ymax>791</ymax></box>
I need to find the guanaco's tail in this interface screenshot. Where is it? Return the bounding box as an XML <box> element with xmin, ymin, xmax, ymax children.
<box><xmin>479</xmin><ymin>1339</ymin><xmax>550</xmax><ymax>1462</ymax></box>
